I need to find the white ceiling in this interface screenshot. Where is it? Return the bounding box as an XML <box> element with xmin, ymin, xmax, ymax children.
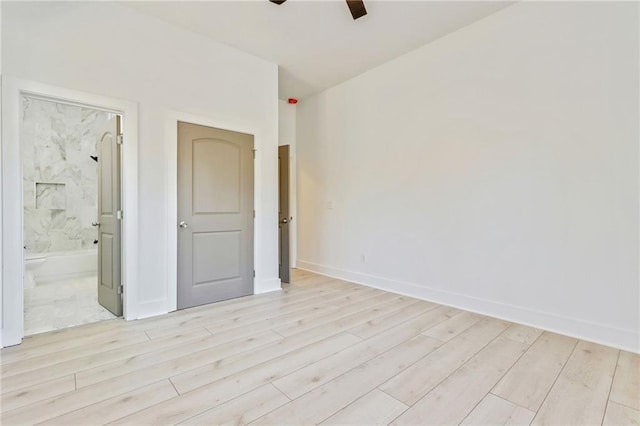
<box><xmin>124</xmin><ymin>1</ymin><xmax>514</xmax><ymax>99</ymax></box>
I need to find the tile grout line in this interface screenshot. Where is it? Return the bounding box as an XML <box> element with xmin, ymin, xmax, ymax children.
<box><xmin>174</xmin><ymin>383</ymin><xmax>286</xmax><ymax>426</ymax></box>
<box><xmin>268</xmin><ymin>306</ymin><xmax>458</xmax><ymax>405</ymax></box>
<box><xmin>269</xmin><ymin>381</ymin><xmax>293</xmax><ymax>402</ymax></box>
<box><xmin>351</xmin><ymin>300</ymin><xmax>444</xmax><ymax>340</ymax></box>
<box><xmin>0</xmin><ymin>329</ymin><xmax>150</xmax><ymax>368</ymax></box>
<box><xmin>17</xmin><ymin>378</ymin><xmax>178</xmax><ymax>424</ymax></box>
<box><xmin>3</xmin><ymin>328</ymin><xmax>243</xmax><ymax>394</ymax></box>
<box><xmin>489</xmin><ymin>391</ymin><xmax>536</xmax><ymax>414</ymax></box>
<box><xmin>271</xmin><ymin>294</ymin><xmax>412</xmax><ymax>337</ymax></box>
<box><xmin>456</xmin><ymin>326</ymin><xmax>541</xmax><ymax>425</ymax></box>
<box><xmin>314</xmin><ymin>388</ymin><xmax>398</xmax><ymax>425</ymax></box>
<box><xmin>15</xmin><ymin>281</ymin><xmax>342</xmax><ymax>354</ymax></box>
<box><xmin>385</xmin><ymin>321</ymin><xmax>526</xmax><ymax>425</ymax></box>
<box><xmin>28</xmin><ymin>282</ymin><xmax>377</xmax><ymax>416</ymax></box>
<box><xmin>103</xmin><ymin>379</ymin><xmax>184</xmax><ymax>425</ymax></box>
<box><xmin>3</xmin><ymin>328</ymin><xmax>291</xmax><ymax>421</ymax></box>
<box><xmin>605</xmin><ymin>399</ymin><xmax>640</xmax><ymax>412</ymax></box>
<box><xmin>146</xmin><ymin>285</ymin><xmax>366</xmax><ymax>340</ymax></box>
<box><xmin>180</xmin><ymin>326</ymin><xmax>372</xmax><ymax>424</ymax></box>
<box><xmin>421</xmin><ymin>314</ymin><xmax>483</xmax><ymax>343</ymax></box>
<box><xmin>487</xmin><ymin>329</ymin><xmax>547</xmax><ymax>401</ymax></box>
<box><xmin>600</xmin><ymin>349</ymin><xmax>622</xmax><ymax>426</ymax></box>
<box><xmin>12</xmin><ymin>285</ymin><xmax>354</xmax><ymax>387</ymax></box>
<box><xmin>301</xmin><ymin>332</ymin><xmax>445</xmax><ymax>423</ymax></box>
<box><xmin>377</xmin><ymin>386</ymin><xmax>412</xmax><ymax>425</ymax></box>
<box><xmin>529</xmin><ymin>338</ymin><xmax>580</xmax><ymax>425</ymax></box>
<box><xmin>377</xmin><ymin>386</ymin><xmax>410</xmax><ymax>408</ymax></box>
<box><xmin>251</xmin><ymin>306</ymin><xmax>455</xmax><ymax>424</ymax></box>
<box><xmin>0</xmin><ymin>281</ymin><xmax>398</xmax><ymax>365</ymax></box>
<box><xmin>173</xmin><ymin>288</ymin><xmax>362</xmax><ymax>338</ymax></box>
<box><xmin>270</xmin><ymin>329</ymin><xmax>287</xmax><ymax>338</ymax></box>
<box><xmin>168</xmin><ymin>377</ymin><xmax>181</xmax><ymax>396</ymax></box>
<box><xmin>156</xmin><ymin>327</ymin><xmax>367</xmax><ymax>407</ymax></box>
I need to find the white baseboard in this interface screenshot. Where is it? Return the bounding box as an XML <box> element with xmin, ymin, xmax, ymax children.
<box><xmin>125</xmin><ymin>298</ymin><xmax>172</xmax><ymax>321</ymax></box>
<box><xmin>297</xmin><ymin>260</ymin><xmax>639</xmax><ymax>353</ymax></box>
<box><xmin>0</xmin><ymin>326</ymin><xmax>21</xmax><ymax>348</ymax></box>
<box><xmin>255</xmin><ymin>277</ymin><xmax>282</xmax><ymax>295</ymax></box>
<box><xmin>125</xmin><ymin>277</ymin><xmax>282</xmax><ymax>322</ymax></box>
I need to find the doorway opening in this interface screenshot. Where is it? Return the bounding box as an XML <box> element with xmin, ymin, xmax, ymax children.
<box><xmin>21</xmin><ymin>96</ymin><xmax>123</xmax><ymax>336</ymax></box>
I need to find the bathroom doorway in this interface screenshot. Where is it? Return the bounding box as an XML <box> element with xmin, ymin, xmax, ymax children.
<box><xmin>21</xmin><ymin>96</ymin><xmax>123</xmax><ymax>335</ymax></box>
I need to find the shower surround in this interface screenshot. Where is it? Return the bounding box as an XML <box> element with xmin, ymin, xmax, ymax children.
<box><xmin>22</xmin><ymin>97</ymin><xmax>112</xmax><ymax>254</ymax></box>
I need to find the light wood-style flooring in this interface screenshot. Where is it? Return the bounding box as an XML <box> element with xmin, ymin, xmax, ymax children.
<box><xmin>1</xmin><ymin>270</ymin><xmax>638</xmax><ymax>425</ymax></box>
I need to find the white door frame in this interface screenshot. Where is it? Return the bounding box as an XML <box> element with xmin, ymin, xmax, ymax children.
<box><xmin>1</xmin><ymin>77</ymin><xmax>139</xmax><ymax>347</ymax></box>
<box><xmin>166</xmin><ymin>111</ymin><xmax>262</xmax><ymax>311</ymax></box>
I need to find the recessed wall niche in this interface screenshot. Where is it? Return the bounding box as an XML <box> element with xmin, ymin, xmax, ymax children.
<box><xmin>35</xmin><ymin>182</ymin><xmax>66</xmax><ymax>210</ymax></box>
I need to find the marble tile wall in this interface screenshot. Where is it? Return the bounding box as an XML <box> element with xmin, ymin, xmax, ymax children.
<box><xmin>22</xmin><ymin>97</ymin><xmax>113</xmax><ymax>254</ymax></box>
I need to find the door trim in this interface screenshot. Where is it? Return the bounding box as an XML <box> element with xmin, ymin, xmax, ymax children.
<box><xmin>166</xmin><ymin>111</ymin><xmax>274</xmax><ymax>313</ymax></box>
<box><xmin>0</xmin><ymin>77</ymin><xmax>139</xmax><ymax>347</ymax></box>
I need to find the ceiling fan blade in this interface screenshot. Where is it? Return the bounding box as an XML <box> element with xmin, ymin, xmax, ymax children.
<box><xmin>269</xmin><ymin>0</ymin><xmax>287</xmax><ymax>4</ymax></box>
<box><xmin>346</xmin><ymin>0</ymin><xmax>367</xmax><ymax>20</ymax></box>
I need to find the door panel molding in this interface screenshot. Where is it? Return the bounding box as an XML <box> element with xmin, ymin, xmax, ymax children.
<box><xmin>192</xmin><ymin>138</ymin><xmax>242</xmax><ymax>214</ymax></box>
<box><xmin>97</xmin><ymin>115</ymin><xmax>123</xmax><ymax>316</ymax></box>
<box><xmin>177</xmin><ymin>122</ymin><xmax>254</xmax><ymax>309</ymax></box>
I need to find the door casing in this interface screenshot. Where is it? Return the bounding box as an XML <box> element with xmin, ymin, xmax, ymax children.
<box><xmin>0</xmin><ymin>77</ymin><xmax>138</xmax><ymax>347</ymax></box>
<box><xmin>166</xmin><ymin>111</ymin><xmax>277</xmax><ymax>313</ymax></box>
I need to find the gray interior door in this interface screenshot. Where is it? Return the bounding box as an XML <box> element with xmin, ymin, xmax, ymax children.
<box><xmin>278</xmin><ymin>145</ymin><xmax>291</xmax><ymax>284</ymax></box>
<box><xmin>177</xmin><ymin>122</ymin><xmax>254</xmax><ymax>309</ymax></box>
<box><xmin>97</xmin><ymin>115</ymin><xmax>122</xmax><ymax>316</ymax></box>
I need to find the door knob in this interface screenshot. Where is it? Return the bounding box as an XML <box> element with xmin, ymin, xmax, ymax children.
<box><xmin>179</xmin><ymin>221</ymin><xmax>188</xmax><ymax>229</ymax></box>
<box><xmin>91</xmin><ymin>222</ymin><xmax>100</xmax><ymax>227</ymax></box>
<box><xmin>281</xmin><ymin>218</ymin><xmax>288</xmax><ymax>224</ymax></box>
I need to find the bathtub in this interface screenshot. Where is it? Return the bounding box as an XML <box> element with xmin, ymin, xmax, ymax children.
<box><xmin>25</xmin><ymin>249</ymin><xmax>97</xmax><ymax>286</ymax></box>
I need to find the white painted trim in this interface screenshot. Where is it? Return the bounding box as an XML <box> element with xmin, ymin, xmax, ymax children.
<box><xmin>297</xmin><ymin>259</ymin><xmax>640</xmax><ymax>354</ymax></box>
<box><xmin>1</xmin><ymin>77</ymin><xmax>139</xmax><ymax>347</ymax></box>
<box><xmin>289</xmin><ymin>147</ymin><xmax>297</xmax><ymax>269</ymax></box>
<box><xmin>257</xmin><ymin>277</ymin><xmax>282</xmax><ymax>295</ymax></box>
<box><xmin>0</xmin><ymin>75</ymin><xmax>4</xmax><ymax>347</ymax></box>
<box><xmin>165</xmin><ymin>111</ymin><xmax>269</xmax><ymax>312</ymax></box>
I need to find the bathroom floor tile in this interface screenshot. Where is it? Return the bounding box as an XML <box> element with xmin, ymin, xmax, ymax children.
<box><xmin>24</xmin><ymin>275</ymin><xmax>117</xmax><ymax>336</ymax></box>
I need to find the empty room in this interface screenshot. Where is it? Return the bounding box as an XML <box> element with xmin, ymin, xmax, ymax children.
<box><xmin>0</xmin><ymin>1</ymin><xmax>638</xmax><ymax>425</ymax></box>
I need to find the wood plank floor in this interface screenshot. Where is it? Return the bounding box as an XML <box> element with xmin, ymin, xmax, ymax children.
<box><xmin>1</xmin><ymin>269</ymin><xmax>638</xmax><ymax>425</ymax></box>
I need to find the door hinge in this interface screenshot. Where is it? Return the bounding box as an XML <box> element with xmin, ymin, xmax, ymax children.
<box><xmin>253</xmin><ymin>210</ymin><xmax>255</xmax><ymax>219</ymax></box>
<box><xmin>253</xmin><ymin>149</ymin><xmax>256</xmax><ymax>159</ymax></box>
<box><xmin>253</xmin><ymin>270</ymin><xmax>256</xmax><ymax>278</ymax></box>
<box><xmin>117</xmin><ymin>134</ymin><xmax>124</xmax><ymax>145</ymax></box>
<box><xmin>116</xmin><ymin>210</ymin><xmax>123</xmax><ymax>220</ymax></box>
<box><xmin>117</xmin><ymin>285</ymin><xmax>123</xmax><ymax>295</ymax></box>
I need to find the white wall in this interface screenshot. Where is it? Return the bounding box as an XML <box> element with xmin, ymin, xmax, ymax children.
<box><xmin>296</xmin><ymin>2</ymin><xmax>639</xmax><ymax>352</ymax></box>
<box><xmin>2</xmin><ymin>2</ymin><xmax>280</xmax><ymax>329</ymax></box>
<box><xmin>278</xmin><ymin>100</ymin><xmax>297</xmax><ymax>268</ymax></box>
